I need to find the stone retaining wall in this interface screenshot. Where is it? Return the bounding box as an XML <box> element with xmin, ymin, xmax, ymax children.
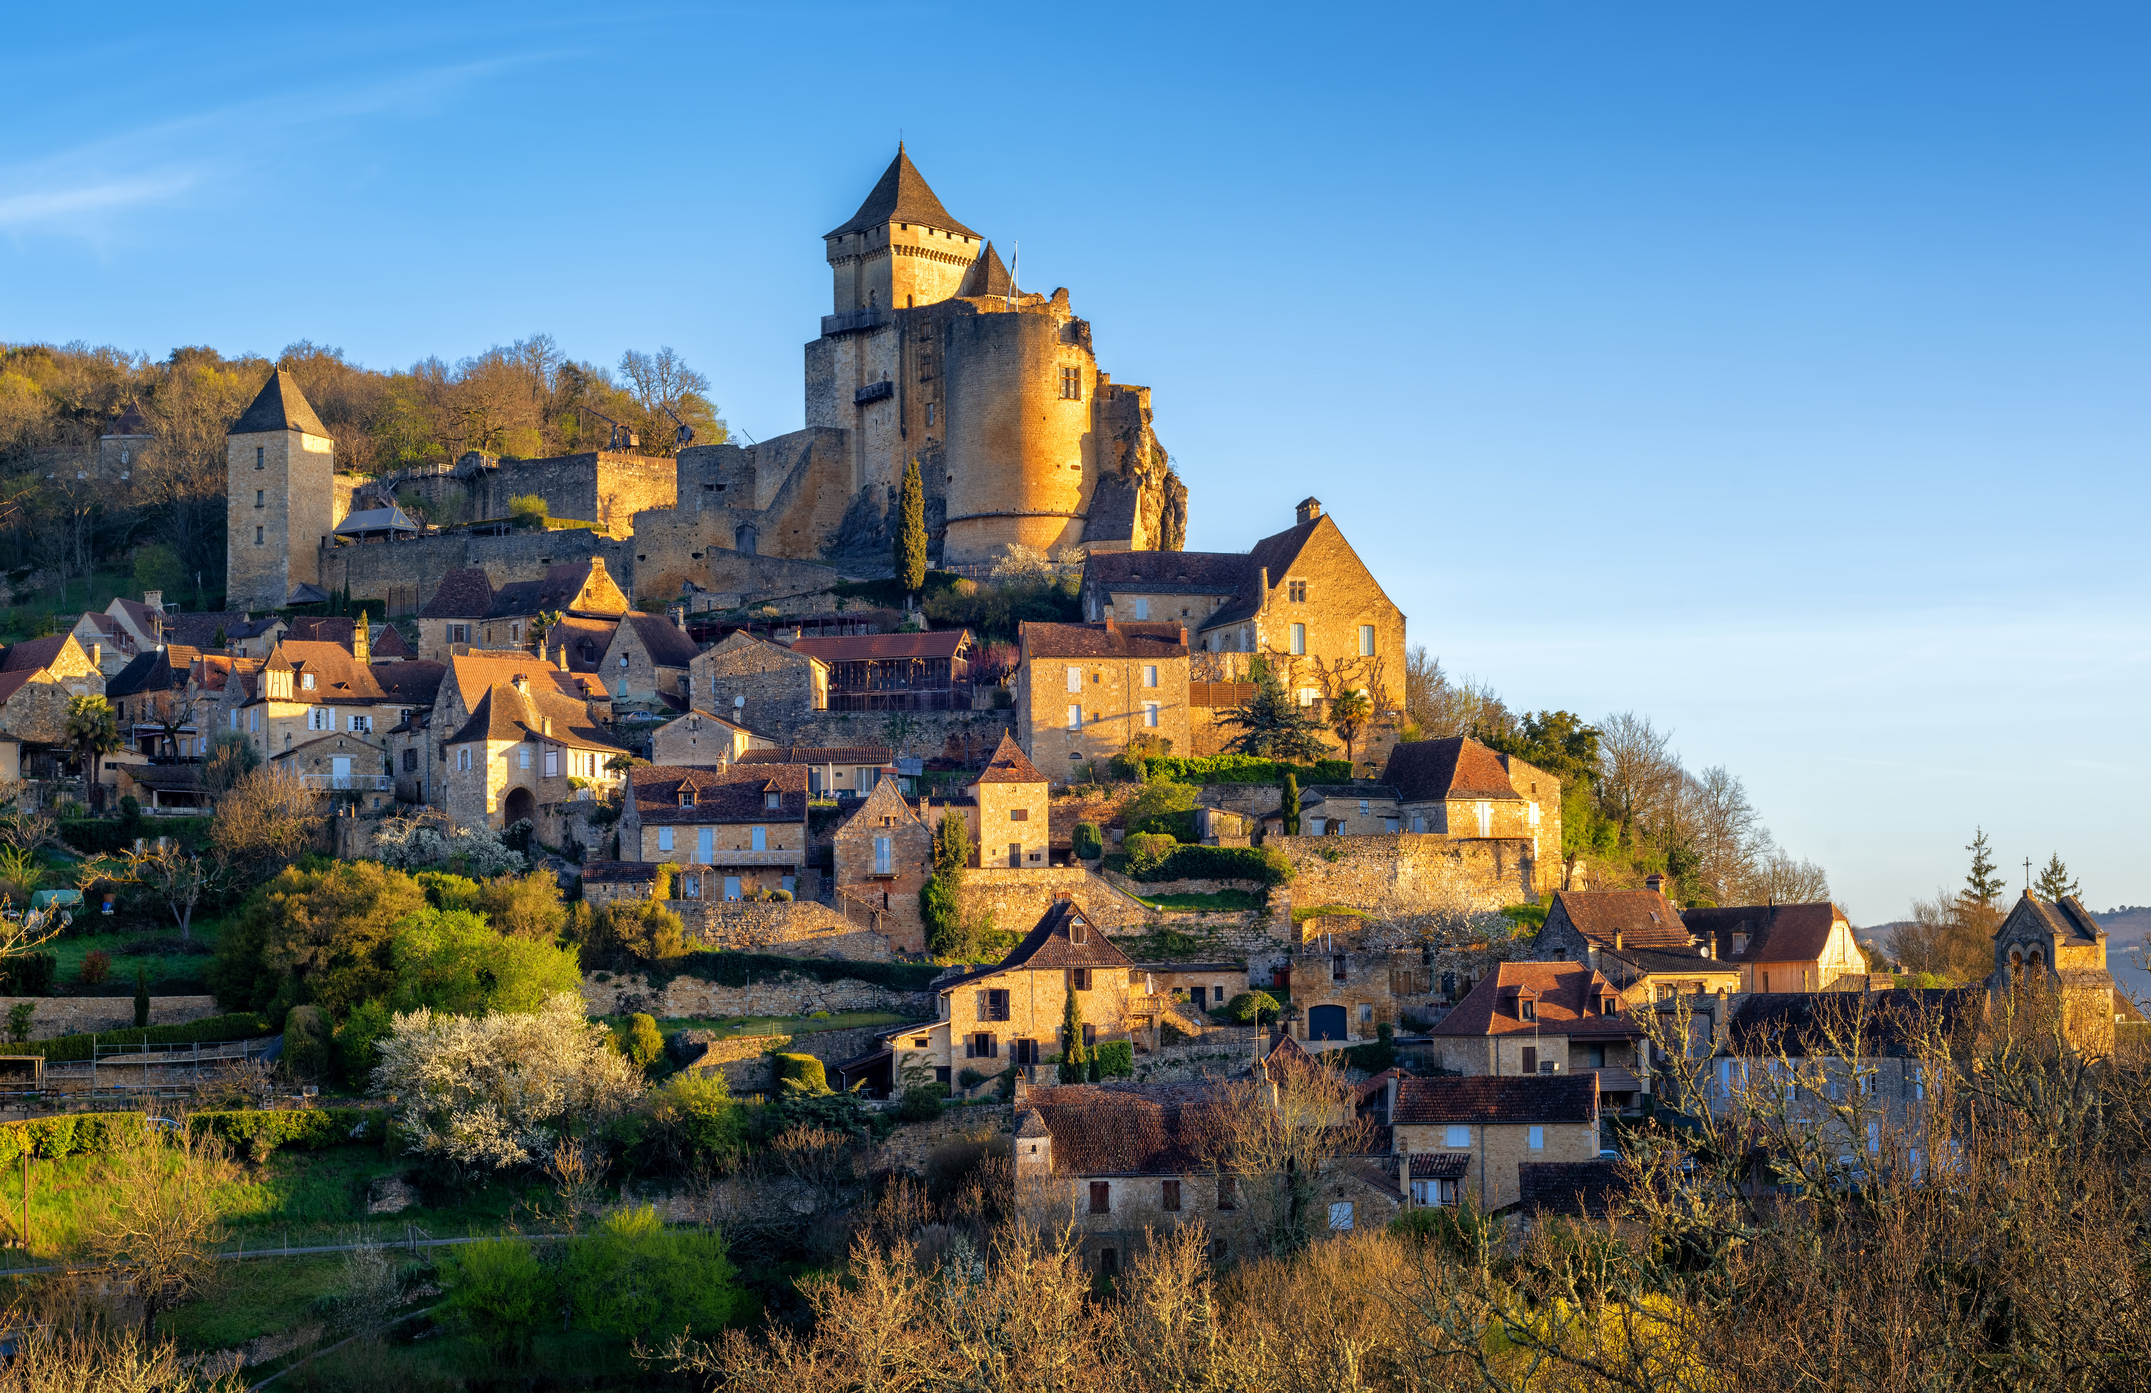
<box><xmin>956</xmin><ymin>866</ymin><xmax>1152</xmax><ymax>936</ymax></box>
<box><xmin>675</xmin><ymin>899</ymin><xmax>893</xmax><ymax>960</ymax></box>
<box><xmin>684</xmin><ymin>1024</ymin><xmax>902</xmax><ymax>1094</ymax></box>
<box><xmin>870</xmin><ymin>1106</ymin><xmax>1010</xmax><ymax>1176</ymax></box>
<box><xmin>580</xmin><ymin>971</ymin><xmax>936</xmax><ymax>1020</ymax></box>
<box><xmin>1277</xmin><ymin>835</ymin><xmax>1538</xmax><ymax>920</ymax></box>
<box><xmin>0</xmin><ymin>996</ymin><xmax>221</xmax><ymax>1040</ymax></box>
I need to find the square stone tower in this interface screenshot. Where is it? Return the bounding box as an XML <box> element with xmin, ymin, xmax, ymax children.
<box><xmin>227</xmin><ymin>370</ymin><xmax>335</xmax><ymax>610</ymax></box>
<box><xmin>822</xmin><ymin>144</ymin><xmax>985</xmax><ymax>316</ymax></box>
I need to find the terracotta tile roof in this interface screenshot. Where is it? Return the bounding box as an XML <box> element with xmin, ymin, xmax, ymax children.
<box><xmin>269</xmin><ymin>640</ymin><xmax>391</xmax><ymax>703</ymax></box>
<box><xmin>620</xmin><ymin>612</ymin><xmax>701</xmax><ymax>669</ymax></box>
<box><xmin>788</xmin><ymin>630</ymin><xmax>970</xmax><ymax>663</ymax></box>
<box><xmin>419</xmin><ymin>568</ymin><xmax>495</xmax><ymax>619</ymax></box>
<box><xmin>1430</xmin><ymin>962</ymin><xmax>1640</xmax><ymax>1040</ymax></box>
<box><xmin>1020</xmin><ymin>620</ymin><xmax>1187</xmax><ymax>660</ymax></box>
<box><xmin>230</xmin><ymin>369</ymin><xmax>329</xmax><ymax>437</ymax></box>
<box><xmin>1392</xmin><ymin>1075</ymin><xmax>1599</xmax><ymax>1126</ymax></box>
<box><xmin>825</xmin><ymin>145</ymin><xmax>980</xmax><ymax>240</ymax></box>
<box><xmin>544</xmin><ymin>616</ymin><xmax>619</xmax><ymax>673</ymax></box>
<box><xmin>940</xmin><ymin>900</ymin><xmax>1132</xmax><ymax>990</ymax></box>
<box><xmin>0</xmin><ymin>636</ymin><xmax>70</xmax><ymax>673</ymax></box>
<box><xmin>369</xmin><ymin>624</ymin><xmax>414</xmax><ymax>658</ymax></box>
<box><xmin>447</xmin><ymin>653</ymin><xmax>605</xmax><ymax>712</ymax></box>
<box><xmin>1380</xmin><ymin>738</ymin><xmax>1521</xmax><ymax>803</ymax></box>
<box><xmin>1548</xmin><ymin>890</ymin><xmax>1692</xmax><ymax>951</ymax></box>
<box><xmin>1407</xmin><ymin>1152</ymin><xmax>1472</xmax><ymax>1179</ymax></box>
<box><xmin>973</xmin><ymin>731</ymin><xmax>1044</xmax><ymax>785</ymax></box>
<box><xmin>1019</xmin><ymin>1082</ymin><xmax>1229</xmax><ymax>1176</ymax></box>
<box><xmin>0</xmin><ymin>671</ymin><xmax>36</xmax><ymax>703</ymax></box>
<box><xmin>1725</xmin><ymin>988</ymin><xmax>1984</xmax><ymax>1058</ymax></box>
<box><xmin>1683</xmin><ymin>903</ymin><xmax>1845</xmax><ymax>965</ymax></box>
<box><xmin>1517</xmin><ymin>1160</ymin><xmax>1622</xmax><ymax>1216</ymax></box>
<box><xmin>1608</xmin><ymin>946</ymin><xmax>1739</xmax><ymax>977</ymax></box>
<box><xmin>627</xmin><ymin>762</ymin><xmax>808</xmax><ymax>825</ymax></box>
<box><xmin>581</xmin><ymin>860</ymin><xmax>661</xmax><ymax>885</ymax></box>
<box><xmin>736</xmin><ymin>745</ymin><xmax>893</xmax><ymax>766</ymax></box>
<box><xmin>272</xmin><ymin>732</ymin><xmax>385</xmax><ymax>762</ymax></box>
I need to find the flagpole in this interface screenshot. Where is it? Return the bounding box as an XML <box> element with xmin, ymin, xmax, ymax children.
<box><xmin>1008</xmin><ymin>241</ymin><xmax>1017</xmax><ymax>311</ymax></box>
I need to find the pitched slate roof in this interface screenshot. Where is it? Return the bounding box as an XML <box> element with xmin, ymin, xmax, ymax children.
<box><xmin>443</xmin><ymin>676</ymin><xmax>625</xmax><ymax>753</ymax></box>
<box><xmin>1198</xmin><ymin>515</ymin><xmax>1327</xmax><ymax>630</ymax></box>
<box><xmin>1547</xmin><ymin>890</ymin><xmax>1692</xmax><ymax>951</ymax></box>
<box><xmin>333</xmin><ymin>505</ymin><xmax>418</xmax><ymax>536</ymax></box>
<box><xmin>1683</xmin><ymin>903</ymin><xmax>1846</xmax><ymax>965</ymax></box>
<box><xmin>625</xmin><ymin>762</ymin><xmax>808</xmax><ymax>825</ymax></box>
<box><xmin>1017</xmin><ymin>1082</ymin><xmax>1229</xmax><ymax>1176</ymax></box>
<box><xmin>1392</xmin><ymin>1075</ymin><xmax>1599</xmax><ymax>1126</ymax></box>
<box><xmin>284</xmin><ymin>616</ymin><xmax>356</xmax><ymax>650</ymax></box>
<box><xmin>1020</xmin><ymin>620</ymin><xmax>1187</xmax><ymax>660</ymax></box>
<box><xmin>488</xmin><ymin>561</ymin><xmax>627</xmax><ymax>620</ymax></box>
<box><xmin>0</xmin><ymin>636</ymin><xmax>71</xmax><ymax>674</ymax></box>
<box><xmin>102</xmin><ymin>402</ymin><xmax>150</xmax><ymax>437</ymax></box>
<box><xmin>825</xmin><ymin>145</ymin><xmax>980</xmax><ymax>240</ymax></box>
<box><xmin>1724</xmin><ymin>988</ymin><xmax>1985</xmax><ymax>1058</ymax></box>
<box><xmin>1431</xmin><ymin>962</ymin><xmax>1640</xmax><ymax>1040</ymax></box>
<box><xmin>371</xmin><ymin>659</ymin><xmax>444</xmax><ymax>707</ymax></box>
<box><xmin>787</xmin><ymin>630</ymin><xmax>970</xmax><ymax>663</ymax></box>
<box><xmin>1082</xmin><ymin>552</ymin><xmax>1258</xmax><ymax>597</ymax></box>
<box><xmin>940</xmin><ymin>899</ymin><xmax>1132</xmax><ymax>990</ymax></box>
<box><xmin>1517</xmin><ymin>1160</ymin><xmax>1622</xmax><ymax>1216</ymax></box>
<box><xmin>105</xmin><ymin>649</ymin><xmax>184</xmax><ymax>699</ymax></box>
<box><xmin>369</xmin><ymin>624</ymin><xmax>414</xmax><ymax>658</ymax></box>
<box><xmin>2009</xmin><ymin>890</ymin><xmax>2106</xmax><ymax>947</ymax></box>
<box><xmin>619</xmin><ymin>612</ymin><xmax>700</xmax><ymax>669</ymax></box>
<box><xmin>543</xmin><ymin>615</ymin><xmax>619</xmax><ymax>673</ymax></box>
<box><xmin>108</xmin><ymin>597</ymin><xmax>161</xmax><ymax>639</ymax></box>
<box><xmin>163</xmin><ymin>612</ymin><xmax>280</xmax><ymax>650</ymax></box>
<box><xmin>1380</xmin><ymin>737</ymin><xmax>1522</xmax><ymax>803</ymax></box>
<box><xmin>230</xmin><ymin>370</ymin><xmax>329</xmax><ymax>438</ymax></box>
<box><xmin>419</xmin><ymin>568</ymin><xmax>495</xmax><ymax>620</ymax></box>
<box><xmin>974</xmin><ymin>731</ymin><xmax>1044</xmax><ymax>785</ymax></box>
<box><xmin>955</xmin><ymin>241</ymin><xmax>1013</xmax><ymax>298</ymax></box>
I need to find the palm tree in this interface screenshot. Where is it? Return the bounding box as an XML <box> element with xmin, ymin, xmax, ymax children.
<box><xmin>1327</xmin><ymin>688</ymin><xmax>1373</xmax><ymax>770</ymax></box>
<box><xmin>65</xmin><ymin>695</ymin><xmax>122</xmax><ymax>806</ymax></box>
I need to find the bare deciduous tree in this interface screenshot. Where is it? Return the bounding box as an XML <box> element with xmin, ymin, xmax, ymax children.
<box><xmin>208</xmin><ymin>766</ymin><xmax>324</xmax><ymax>881</ymax></box>
<box><xmin>84</xmin><ymin>1132</ymin><xmax>235</xmax><ymax>1334</ymax></box>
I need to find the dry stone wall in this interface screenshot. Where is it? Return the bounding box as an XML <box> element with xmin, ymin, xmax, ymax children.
<box><xmin>0</xmin><ymin>996</ymin><xmax>221</xmax><ymax>1040</ymax></box>
<box><xmin>1277</xmin><ymin>835</ymin><xmax>1537</xmax><ymax>920</ymax></box>
<box><xmin>683</xmin><ymin>1024</ymin><xmax>898</xmax><ymax>1094</ymax></box>
<box><xmin>579</xmin><ymin>971</ymin><xmax>935</xmax><ymax>1020</ymax></box>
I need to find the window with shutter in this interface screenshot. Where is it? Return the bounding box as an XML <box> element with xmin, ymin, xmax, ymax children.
<box><xmin>1161</xmin><ymin>1180</ymin><xmax>1181</xmax><ymax>1212</ymax></box>
<box><xmin>1522</xmin><ymin>1046</ymin><xmax>1538</xmax><ymax>1075</ymax></box>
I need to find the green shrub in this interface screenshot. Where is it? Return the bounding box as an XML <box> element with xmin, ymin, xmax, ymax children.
<box><xmin>284</xmin><ymin>1004</ymin><xmax>330</xmax><ymax>1080</ymax></box>
<box><xmin>1129</xmin><ymin>845</ymin><xmax>1294</xmax><ymax>886</ymax></box>
<box><xmin>1344</xmin><ymin>1021</ymin><xmax>1397</xmax><ymax>1074</ymax></box>
<box><xmin>620</xmin><ymin>1013</ymin><xmax>665</xmax><ymax>1072</ymax></box>
<box><xmin>439</xmin><ymin>1238</ymin><xmax>552</xmax><ymax>1359</ymax></box>
<box><xmin>414</xmin><ymin>871</ymin><xmax>481</xmax><ymax>912</ymax></box>
<box><xmin>57</xmin><ymin>817</ymin><xmax>212</xmax><ymax>856</ymax></box>
<box><xmin>0</xmin><ymin>1112</ymin><xmax>147</xmax><ymax>1166</ymax></box>
<box><xmin>773</xmin><ymin>1052</ymin><xmax>829</xmax><ymax>1095</ymax></box>
<box><xmin>1092</xmin><ymin>1040</ymin><xmax>1134</xmax><ymax>1078</ymax></box>
<box><xmin>1125</xmin><ymin>781</ymin><xmax>1198</xmax><ymax>838</ymax></box>
<box><xmin>334</xmin><ymin>999</ymin><xmax>395</xmax><ymax>1087</ymax></box>
<box><xmin>663</xmin><ymin>951</ymin><xmax>941</xmax><ymax>993</ymax></box>
<box><xmin>1071</xmin><ymin>822</ymin><xmax>1104</xmax><ymax>859</ymax></box>
<box><xmin>1223</xmin><ymin>990</ymin><xmax>1281</xmax><ymax>1025</ymax></box>
<box><xmin>566</xmin><ymin>1205</ymin><xmax>749</xmax><ymax>1342</ymax></box>
<box><xmin>12</xmin><ymin>1012</ymin><xmax>277</xmax><ymax>1062</ymax></box>
<box><xmin>0</xmin><ymin>954</ymin><xmax>55</xmax><ymax>995</ymax></box>
<box><xmin>1137</xmin><ymin>756</ymin><xmax>1353</xmax><ymax>786</ymax></box>
<box><xmin>188</xmin><ymin>1107</ymin><xmax>387</xmax><ymax>1155</ymax></box>
<box><xmin>956</xmin><ymin>1067</ymin><xmax>988</xmax><ymax>1091</ymax></box>
<box><xmin>1500</xmin><ymin>903</ymin><xmax>1549</xmax><ymax>932</ymax></box>
<box><xmin>898</xmin><ymin>1086</ymin><xmax>944</xmax><ymax>1122</ymax></box>
<box><xmin>649</xmin><ymin>1073</ymin><xmax>744</xmax><ymax>1172</ymax></box>
<box><xmin>1125</xmin><ymin>832</ymin><xmax>1179</xmax><ymax>874</ymax></box>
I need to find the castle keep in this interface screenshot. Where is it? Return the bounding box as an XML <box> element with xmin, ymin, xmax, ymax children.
<box><xmin>245</xmin><ymin>147</ymin><xmax>1187</xmax><ymax>609</ymax></box>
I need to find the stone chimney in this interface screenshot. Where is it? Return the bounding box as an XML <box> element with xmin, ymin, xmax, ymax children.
<box><xmin>511</xmin><ymin>673</ymin><xmax>529</xmax><ymax>694</ymax></box>
<box><xmin>1645</xmin><ymin>873</ymin><xmax>1668</xmax><ymax>897</ymax></box>
<box><xmin>1295</xmin><ymin>498</ymin><xmax>1323</xmax><ymax>525</ymax></box>
<box><xmin>542</xmin><ymin>716</ymin><xmax>552</xmax><ymax>737</ymax></box>
<box><xmin>353</xmin><ymin>613</ymin><xmax>370</xmax><ymax>663</ymax></box>
<box><xmin>142</xmin><ymin>590</ymin><xmax>162</xmax><ymax>612</ymax></box>
<box><xmin>89</xmin><ymin>643</ymin><xmax>99</xmax><ymax>670</ymax></box>
<box><xmin>1612</xmin><ymin>931</ymin><xmax>1624</xmax><ymax>952</ymax></box>
<box><xmin>673</xmin><ymin>605</ymin><xmax>687</xmax><ymax>631</ymax></box>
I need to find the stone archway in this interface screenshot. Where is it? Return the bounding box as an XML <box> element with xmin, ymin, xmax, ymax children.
<box><xmin>1308</xmin><ymin>1004</ymin><xmax>1348</xmax><ymax>1042</ymax></box>
<box><xmin>503</xmin><ymin>786</ymin><xmax>535</xmax><ymax>826</ymax></box>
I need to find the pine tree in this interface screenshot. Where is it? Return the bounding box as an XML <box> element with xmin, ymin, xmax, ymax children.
<box><xmin>1059</xmin><ymin>983</ymin><xmax>1088</xmax><ymax>1084</ymax></box>
<box><xmin>2034</xmin><ymin>852</ymin><xmax>2080</xmax><ymax>903</ymax></box>
<box><xmin>1219</xmin><ymin>657</ymin><xmax>1329</xmax><ymax>763</ymax></box>
<box><xmin>892</xmin><ymin>456</ymin><xmax>928</xmax><ymax>596</ymax></box>
<box><xmin>1963</xmin><ymin>827</ymin><xmax>2006</xmax><ymax>910</ymax></box>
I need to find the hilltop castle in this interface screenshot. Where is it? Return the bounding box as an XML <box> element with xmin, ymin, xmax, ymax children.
<box><xmin>234</xmin><ymin>148</ymin><xmax>1187</xmax><ymax>611</ymax></box>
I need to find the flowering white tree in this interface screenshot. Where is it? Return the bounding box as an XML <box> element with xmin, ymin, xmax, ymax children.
<box><xmin>371</xmin><ymin>992</ymin><xmax>641</xmax><ymax>1172</ymax></box>
<box><xmin>371</xmin><ymin>811</ymin><xmax>526</xmax><ymax>878</ymax></box>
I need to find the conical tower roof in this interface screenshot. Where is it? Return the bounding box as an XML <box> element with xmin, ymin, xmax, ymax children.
<box><xmin>825</xmin><ymin>145</ymin><xmax>979</xmax><ymax>240</ymax></box>
<box><xmin>230</xmin><ymin>369</ymin><xmax>329</xmax><ymax>438</ymax></box>
<box><xmin>955</xmin><ymin>241</ymin><xmax>1014</xmax><ymax>299</ymax></box>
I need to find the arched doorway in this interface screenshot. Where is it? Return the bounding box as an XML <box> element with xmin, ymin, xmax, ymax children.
<box><xmin>735</xmin><ymin>524</ymin><xmax>757</xmax><ymax>555</ymax></box>
<box><xmin>1308</xmin><ymin>1005</ymin><xmax>1348</xmax><ymax>1042</ymax></box>
<box><xmin>503</xmin><ymin>787</ymin><xmax>535</xmax><ymax>826</ymax></box>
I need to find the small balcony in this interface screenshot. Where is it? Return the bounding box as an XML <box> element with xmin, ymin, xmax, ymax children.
<box><xmin>821</xmin><ymin>309</ymin><xmax>886</xmax><ymax>337</ymax></box>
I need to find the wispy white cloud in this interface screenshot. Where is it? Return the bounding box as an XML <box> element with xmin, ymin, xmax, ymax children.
<box><xmin>0</xmin><ymin>173</ymin><xmax>199</xmax><ymax>231</ymax></box>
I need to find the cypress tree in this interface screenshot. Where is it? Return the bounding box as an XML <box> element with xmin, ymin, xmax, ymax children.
<box><xmin>1280</xmin><ymin>771</ymin><xmax>1300</xmax><ymax>836</ymax></box>
<box><xmin>133</xmin><ymin>968</ymin><xmax>150</xmax><ymax>1029</ymax></box>
<box><xmin>1059</xmin><ymin>983</ymin><xmax>1088</xmax><ymax>1084</ymax></box>
<box><xmin>892</xmin><ymin>456</ymin><xmax>928</xmax><ymax>596</ymax></box>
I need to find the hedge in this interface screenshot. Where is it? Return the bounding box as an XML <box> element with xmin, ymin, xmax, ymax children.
<box><xmin>1092</xmin><ymin>1041</ymin><xmax>1134</xmax><ymax>1078</ymax></box>
<box><xmin>0</xmin><ymin>1112</ymin><xmax>146</xmax><ymax>1166</ymax></box>
<box><xmin>189</xmin><ymin>1107</ymin><xmax>387</xmax><ymax>1153</ymax></box>
<box><xmin>0</xmin><ymin>954</ymin><xmax>56</xmax><ymax>996</ymax></box>
<box><xmin>12</xmin><ymin>1012</ymin><xmax>279</xmax><ymax>1062</ymax></box>
<box><xmin>664</xmin><ymin>951</ymin><xmax>941</xmax><ymax>993</ymax></box>
<box><xmin>58</xmin><ymin>816</ymin><xmax>213</xmax><ymax>856</ymax></box>
<box><xmin>1128</xmin><ymin>845</ymin><xmax>1294</xmax><ymax>887</ymax></box>
<box><xmin>773</xmin><ymin>1053</ymin><xmax>830</xmax><ymax>1094</ymax></box>
<box><xmin>1136</xmin><ymin>756</ymin><xmax>1353</xmax><ymax>786</ymax></box>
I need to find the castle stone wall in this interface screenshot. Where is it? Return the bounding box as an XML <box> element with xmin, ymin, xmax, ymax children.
<box><xmin>319</xmin><ymin>528</ymin><xmax>633</xmax><ymax>615</ymax></box>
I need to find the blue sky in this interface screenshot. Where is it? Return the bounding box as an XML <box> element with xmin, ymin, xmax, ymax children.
<box><xmin>4</xmin><ymin>4</ymin><xmax>2146</xmax><ymax>923</ymax></box>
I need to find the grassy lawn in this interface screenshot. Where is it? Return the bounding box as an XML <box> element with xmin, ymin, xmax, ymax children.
<box><xmin>0</xmin><ymin>1144</ymin><xmax>555</xmax><ymax>1267</ymax></box>
<box><xmin>160</xmin><ymin>1253</ymin><xmax>348</xmax><ymax>1351</ymax></box>
<box><xmin>45</xmin><ymin>915</ymin><xmax>227</xmax><ymax>994</ymax></box>
<box><xmin>1131</xmin><ymin>889</ymin><xmax>1267</xmax><ymax>913</ymax></box>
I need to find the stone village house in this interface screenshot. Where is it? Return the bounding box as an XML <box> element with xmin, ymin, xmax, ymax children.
<box><xmin>647</xmin><ymin>708</ymin><xmax>770</xmax><ymax>767</ymax></box>
<box><xmin>619</xmin><ymin>763</ymin><xmax>812</xmax><ymax>901</ymax></box>
<box><xmin>1426</xmin><ymin>962</ymin><xmax>1649</xmax><ymax>1120</ymax></box>
<box><xmin>414</xmin><ymin>559</ymin><xmax>631</xmax><ymax>663</ymax></box>
<box><xmin>1681</xmin><ymin>901</ymin><xmax>1868</xmax><ymax>995</ymax></box>
<box><xmin>1387</xmin><ymin>1074</ymin><xmax>1603</xmax><ymax>1213</ymax></box>
<box><xmin>1529</xmin><ymin>883</ymin><xmax>1743</xmax><ymax>1005</ymax></box>
<box><xmin>436</xmin><ymin>669</ymin><xmax>627</xmax><ymax>830</ymax></box>
<box><xmin>1015</xmin><ymin>621</ymin><xmax>1189</xmax><ymax>780</ymax></box>
<box><xmin>0</xmin><ymin>634</ymin><xmax>107</xmax><ymax>779</ymax></box>
<box><xmin>736</xmin><ymin>744</ymin><xmax>896</xmax><ymax>800</ymax></box>
<box><xmin>688</xmin><ymin>631</ymin><xmax>830</xmax><ymax>735</ymax></box>
<box><xmin>829</xmin><ymin>777</ymin><xmax>934</xmax><ymax>952</ymax></box>
<box><xmin>394</xmin><ymin>650</ymin><xmax>611</xmax><ymax>814</ymax></box>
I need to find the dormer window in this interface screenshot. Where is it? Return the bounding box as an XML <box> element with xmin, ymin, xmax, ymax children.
<box><xmin>1519</xmin><ymin>998</ymin><xmax>1536</xmax><ymax>1021</ymax></box>
<box><xmin>301</xmin><ymin>673</ymin><xmax>315</xmax><ymax>690</ymax></box>
<box><xmin>678</xmin><ymin>789</ymin><xmax>696</xmax><ymax>807</ymax></box>
<box><xmin>1733</xmin><ymin>933</ymin><xmax>1748</xmax><ymax>955</ymax></box>
<box><xmin>1071</xmin><ymin>918</ymin><xmax>1087</xmax><ymax>945</ymax></box>
<box><xmin>764</xmin><ymin>791</ymin><xmax>780</xmax><ymax>809</ymax></box>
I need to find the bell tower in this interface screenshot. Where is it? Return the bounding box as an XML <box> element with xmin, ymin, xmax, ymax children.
<box><xmin>226</xmin><ymin>369</ymin><xmax>335</xmax><ymax>610</ymax></box>
<box><xmin>822</xmin><ymin>146</ymin><xmax>985</xmax><ymax>315</ymax></box>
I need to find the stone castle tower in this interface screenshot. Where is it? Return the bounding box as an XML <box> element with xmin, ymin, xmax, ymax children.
<box><xmin>226</xmin><ymin>370</ymin><xmax>336</xmax><ymax>610</ymax></box>
<box><xmin>803</xmin><ymin>147</ymin><xmax>1185</xmax><ymax>567</ymax></box>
